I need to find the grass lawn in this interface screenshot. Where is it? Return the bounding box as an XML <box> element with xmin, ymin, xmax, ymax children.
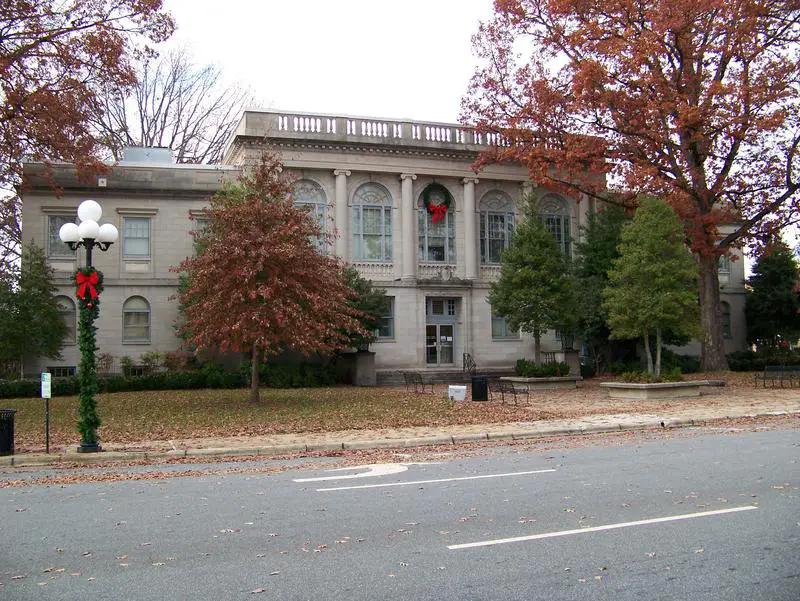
<box><xmin>1</xmin><ymin>372</ymin><xmax>764</xmax><ymax>452</ymax></box>
<box><xmin>3</xmin><ymin>385</ymin><xmax>550</xmax><ymax>450</ymax></box>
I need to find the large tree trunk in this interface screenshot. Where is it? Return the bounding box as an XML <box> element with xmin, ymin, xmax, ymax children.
<box><xmin>533</xmin><ymin>331</ymin><xmax>542</xmax><ymax>366</ymax></box>
<box><xmin>697</xmin><ymin>254</ymin><xmax>729</xmax><ymax>371</ymax></box>
<box><xmin>250</xmin><ymin>345</ymin><xmax>260</xmax><ymax>403</ymax></box>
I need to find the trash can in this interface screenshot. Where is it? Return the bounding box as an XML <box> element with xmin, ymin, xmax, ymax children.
<box><xmin>471</xmin><ymin>374</ymin><xmax>488</xmax><ymax>402</ymax></box>
<box><xmin>0</xmin><ymin>409</ymin><xmax>15</xmax><ymax>456</ymax></box>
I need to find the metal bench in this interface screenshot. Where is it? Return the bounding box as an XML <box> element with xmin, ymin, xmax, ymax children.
<box><xmin>399</xmin><ymin>371</ymin><xmax>435</xmax><ymax>394</ymax></box>
<box><xmin>488</xmin><ymin>377</ymin><xmax>529</xmax><ymax>405</ymax></box>
<box><xmin>754</xmin><ymin>365</ymin><xmax>800</xmax><ymax>388</ymax></box>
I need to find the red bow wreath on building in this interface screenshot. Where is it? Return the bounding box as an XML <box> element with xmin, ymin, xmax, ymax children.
<box><xmin>75</xmin><ymin>267</ymin><xmax>104</xmax><ymax>309</ymax></box>
<box><xmin>422</xmin><ymin>183</ymin><xmax>453</xmax><ymax>224</ymax></box>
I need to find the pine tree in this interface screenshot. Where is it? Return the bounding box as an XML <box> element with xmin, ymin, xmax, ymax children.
<box><xmin>745</xmin><ymin>241</ymin><xmax>800</xmax><ymax>349</ymax></box>
<box><xmin>0</xmin><ymin>242</ymin><xmax>67</xmax><ymax>376</ymax></box>
<box><xmin>603</xmin><ymin>198</ymin><xmax>700</xmax><ymax>377</ymax></box>
<box><xmin>489</xmin><ymin>198</ymin><xmax>576</xmax><ymax>365</ymax></box>
<box><xmin>573</xmin><ymin>204</ymin><xmax>627</xmax><ymax>372</ymax></box>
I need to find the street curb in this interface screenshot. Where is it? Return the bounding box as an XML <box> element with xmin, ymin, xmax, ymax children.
<box><xmin>0</xmin><ymin>411</ymin><xmax>796</xmax><ymax>469</ymax></box>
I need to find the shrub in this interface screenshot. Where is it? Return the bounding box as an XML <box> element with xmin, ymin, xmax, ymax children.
<box><xmin>727</xmin><ymin>348</ymin><xmax>800</xmax><ymax>371</ymax></box>
<box><xmin>514</xmin><ymin>359</ymin><xmax>571</xmax><ymax>377</ymax></box>
<box><xmin>660</xmin><ymin>348</ymin><xmax>700</xmax><ymax>374</ymax></box>
<box><xmin>619</xmin><ymin>368</ymin><xmax>682</xmax><ymax>383</ymax></box>
<box><xmin>139</xmin><ymin>351</ymin><xmax>162</xmax><ymax>374</ymax></box>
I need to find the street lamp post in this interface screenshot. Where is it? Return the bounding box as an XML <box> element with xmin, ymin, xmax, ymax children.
<box><xmin>59</xmin><ymin>200</ymin><xmax>118</xmax><ymax>453</ymax></box>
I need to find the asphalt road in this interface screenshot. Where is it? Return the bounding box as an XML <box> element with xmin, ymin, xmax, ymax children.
<box><xmin>1</xmin><ymin>428</ymin><xmax>798</xmax><ymax>600</ymax></box>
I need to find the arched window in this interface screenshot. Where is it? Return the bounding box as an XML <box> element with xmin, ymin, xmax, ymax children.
<box><xmin>292</xmin><ymin>179</ymin><xmax>327</xmax><ymax>250</ymax></box>
<box><xmin>539</xmin><ymin>193</ymin><xmax>571</xmax><ymax>257</ymax></box>
<box><xmin>123</xmin><ymin>296</ymin><xmax>151</xmax><ymax>342</ymax></box>
<box><xmin>418</xmin><ymin>183</ymin><xmax>456</xmax><ymax>263</ymax></box>
<box><xmin>720</xmin><ymin>301</ymin><xmax>732</xmax><ymax>338</ymax></box>
<box><xmin>479</xmin><ymin>190</ymin><xmax>516</xmax><ymax>264</ymax></box>
<box><xmin>352</xmin><ymin>183</ymin><xmax>392</xmax><ymax>261</ymax></box>
<box><xmin>56</xmin><ymin>296</ymin><xmax>76</xmax><ymax>344</ymax></box>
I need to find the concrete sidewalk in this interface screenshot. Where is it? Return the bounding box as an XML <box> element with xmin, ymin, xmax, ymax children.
<box><xmin>2</xmin><ymin>394</ymin><xmax>798</xmax><ymax>468</ymax></box>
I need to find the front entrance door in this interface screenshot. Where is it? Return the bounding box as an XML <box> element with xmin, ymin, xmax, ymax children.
<box><xmin>426</xmin><ymin>324</ymin><xmax>454</xmax><ymax>365</ymax></box>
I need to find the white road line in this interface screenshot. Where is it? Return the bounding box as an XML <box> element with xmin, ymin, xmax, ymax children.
<box><xmin>448</xmin><ymin>505</ymin><xmax>759</xmax><ymax>550</ymax></box>
<box><xmin>315</xmin><ymin>469</ymin><xmax>556</xmax><ymax>492</ymax></box>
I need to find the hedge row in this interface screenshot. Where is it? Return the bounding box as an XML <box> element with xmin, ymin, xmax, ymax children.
<box><xmin>0</xmin><ymin>361</ymin><xmax>344</xmax><ymax>399</ymax></box>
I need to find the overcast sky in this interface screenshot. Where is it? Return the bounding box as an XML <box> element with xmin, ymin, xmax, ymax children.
<box><xmin>162</xmin><ymin>0</ymin><xmax>495</xmax><ymax>123</ymax></box>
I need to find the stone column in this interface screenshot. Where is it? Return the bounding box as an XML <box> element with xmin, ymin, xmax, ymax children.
<box><xmin>400</xmin><ymin>173</ymin><xmax>417</xmax><ymax>280</ymax></box>
<box><xmin>333</xmin><ymin>169</ymin><xmax>350</xmax><ymax>259</ymax></box>
<box><xmin>462</xmin><ymin>177</ymin><xmax>479</xmax><ymax>280</ymax></box>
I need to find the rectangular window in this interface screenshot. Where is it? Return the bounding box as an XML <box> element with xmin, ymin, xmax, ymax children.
<box><xmin>48</xmin><ymin>366</ymin><xmax>76</xmax><ymax>377</ymax></box>
<box><xmin>544</xmin><ymin>214</ymin><xmax>571</xmax><ymax>257</ymax></box>
<box><xmin>480</xmin><ymin>212</ymin><xmax>515</xmax><ymax>264</ymax></box>
<box><xmin>491</xmin><ymin>314</ymin><xmax>518</xmax><ymax>339</ymax></box>
<box><xmin>123</xmin><ymin>217</ymin><xmax>150</xmax><ymax>257</ymax></box>
<box><xmin>375</xmin><ymin>297</ymin><xmax>394</xmax><ymax>339</ymax></box>
<box><xmin>718</xmin><ymin>254</ymin><xmax>731</xmax><ymax>275</ymax></box>
<box><xmin>352</xmin><ymin>206</ymin><xmax>391</xmax><ymax>261</ymax></box>
<box><xmin>48</xmin><ymin>215</ymin><xmax>76</xmax><ymax>257</ymax></box>
<box><xmin>123</xmin><ymin>311</ymin><xmax>150</xmax><ymax>341</ymax></box>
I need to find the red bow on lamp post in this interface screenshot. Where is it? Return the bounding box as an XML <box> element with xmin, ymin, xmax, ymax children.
<box><xmin>428</xmin><ymin>203</ymin><xmax>448</xmax><ymax>224</ymax></box>
<box><xmin>76</xmin><ymin>270</ymin><xmax>99</xmax><ymax>300</ymax></box>
<box><xmin>75</xmin><ymin>268</ymin><xmax>103</xmax><ymax>309</ymax></box>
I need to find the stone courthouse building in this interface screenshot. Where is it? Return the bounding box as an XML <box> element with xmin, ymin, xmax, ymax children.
<box><xmin>21</xmin><ymin>109</ymin><xmax>748</xmax><ymax>376</ymax></box>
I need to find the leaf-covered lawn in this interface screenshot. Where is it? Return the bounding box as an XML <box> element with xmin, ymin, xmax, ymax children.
<box><xmin>1</xmin><ymin>373</ymin><xmax>775</xmax><ymax>451</ymax></box>
<box><xmin>5</xmin><ymin>386</ymin><xmax>544</xmax><ymax>449</ymax></box>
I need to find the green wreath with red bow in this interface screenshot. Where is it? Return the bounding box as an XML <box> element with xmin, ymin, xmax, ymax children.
<box><xmin>422</xmin><ymin>183</ymin><xmax>453</xmax><ymax>224</ymax></box>
<box><xmin>74</xmin><ymin>266</ymin><xmax>104</xmax><ymax>311</ymax></box>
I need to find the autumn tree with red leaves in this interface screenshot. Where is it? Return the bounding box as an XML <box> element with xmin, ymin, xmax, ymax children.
<box><xmin>463</xmin><ymin>0</ymin><xmax>800</xmax><ymax>370</ymax></box>
<box><xmin>174</xmin><ymin>152</ymin><xmax>367</xmax><ymax>403</ymax></box>
<box><xmin>0</xmin><ymin>0</ymin><xmax>175</xmax><ymax>275</ymax></box>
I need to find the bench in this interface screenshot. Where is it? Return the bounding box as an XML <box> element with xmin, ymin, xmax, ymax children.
<box><xmin>754</xmin><ymin>365</ymin><xmax>800</xmax><ymax>388</ymax></box>
<box><xmin>488</xmin><ymin>377</ymin><xmax>529</xmax><ymax>405</ymax></box>
<box><xmin>399</xmin><ymin>371</ymin><xmax>435</xmax><ymax>394</ymax></box>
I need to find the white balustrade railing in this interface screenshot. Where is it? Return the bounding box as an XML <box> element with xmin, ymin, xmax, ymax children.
<box><xmin>351</xmin><ymin>261</ymin><xmax>395</xmax><ymax>279</ymax></box>
<box><xmin>479</xmin><ymin>265</ymin><xmax>502</xmax><ymax>282</ymax></box>
<box><xmin>269</xmin><ymin>111</ymin><xmax>511</xmax><ymax>150</ymax></box>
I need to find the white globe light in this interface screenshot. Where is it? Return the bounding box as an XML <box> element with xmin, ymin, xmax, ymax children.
<box><xmin>98</xmin><ymin>223</ymin><xmax>119</xmax><ymax>243</ymax></box>
<box><xmin>77</xmin><ymin>199</ymin><xmax>102</xmax><ymax>223</ymax></box>
<box><xmin>59</xmin><ymin>222</ymin><xmax>80</xmax><ymax>243</ymax></box>
<box><xmin>78</xmin><ymin>219</ymin><xmax>100</xmax><ymax>240</ymax></box>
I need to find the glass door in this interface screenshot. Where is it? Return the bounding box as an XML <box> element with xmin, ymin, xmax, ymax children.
<box><xmin>426</xmin><ymin>324</ymin><xmax>455</xmax><ymax>365</ymax></box>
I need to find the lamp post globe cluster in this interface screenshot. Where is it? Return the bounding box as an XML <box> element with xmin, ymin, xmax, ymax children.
<box><xmin>59</xmin><ymin>199</ymin><xmax>118</xmax><ymax>453</ymax></box>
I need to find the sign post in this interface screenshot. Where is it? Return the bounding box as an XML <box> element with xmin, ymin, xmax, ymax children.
<box><xmin>41</xmin><ymin>373</ymin><xmax>51</xmax><ymax>454</ymax></box>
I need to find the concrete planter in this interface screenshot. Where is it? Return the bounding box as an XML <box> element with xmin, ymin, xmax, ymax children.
<box><xmin>600</xmin><ymin>380</ymin><xmax>711</xmax><ymax>400</ymax></box>
<box><xmin>500</xmin><ymin>375</ymin><xmax>581</xmax><ymax>391</ymax></box>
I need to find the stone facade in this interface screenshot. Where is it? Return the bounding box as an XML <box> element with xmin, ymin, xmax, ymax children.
<box><xmin>20</xmin><ymin>109</ymin><xmax>748</xmax><ymax>376</ymax></box>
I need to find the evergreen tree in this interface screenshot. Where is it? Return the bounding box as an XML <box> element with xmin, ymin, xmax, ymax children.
<box><xmin>0</xmin><ymin>242</ymin><xmax>67</xmax><ymax>375</ymax></box>
<box><xmin>745</xmin><ymin>241</ymin><xmax>800</xmax><ymax>349</ymax></box>
<box><xmin>489</xmin><ymin>198</ymin><xmax>576</xmax><ymax>365</ymax></box>
<box><xmin>603</xmin><ymin>198</ymin><xmax>700</xmax><ymax>377</ymax></box>
<box><xmin>342</xmin><ymin>266</ymin><xmax>387</xmax><ymax>351</ymax></box>
<box><xmin>573</xmin><ymin>204</ymin><xmax>627</xmax><ymax>372</ymax></box>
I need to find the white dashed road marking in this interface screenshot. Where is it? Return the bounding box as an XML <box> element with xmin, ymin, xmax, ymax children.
<box><xmin>447</xmin><ymin>505</ymin><xmax>759</xmax><ymax>550</ymax></box>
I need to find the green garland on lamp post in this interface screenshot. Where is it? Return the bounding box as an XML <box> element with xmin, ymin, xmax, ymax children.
<box><xmin>59</xmin><ymin>199</ymin><xmax>119</xmax><ymax>453</ymax></box>
<box><xmin>75</xmin><ymin>267</ymin><xmax>103</xmax><ymax>451</ymax></box>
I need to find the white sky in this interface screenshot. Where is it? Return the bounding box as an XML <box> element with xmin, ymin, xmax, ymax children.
<box><xmin>161</xmin><ymin>0</ymin><xmax>495</xmax><ymax>123</ymax></box>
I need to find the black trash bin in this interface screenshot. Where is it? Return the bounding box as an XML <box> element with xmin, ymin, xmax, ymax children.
<box><xmin>0</xmin><ymin>409</ymin><xmax>15</xmax><ymax>456</ymax></box>
<box><xmin>471</xmin><ymin>374</ymin><xmax>488</xmax><ymax>402</ymax></box>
